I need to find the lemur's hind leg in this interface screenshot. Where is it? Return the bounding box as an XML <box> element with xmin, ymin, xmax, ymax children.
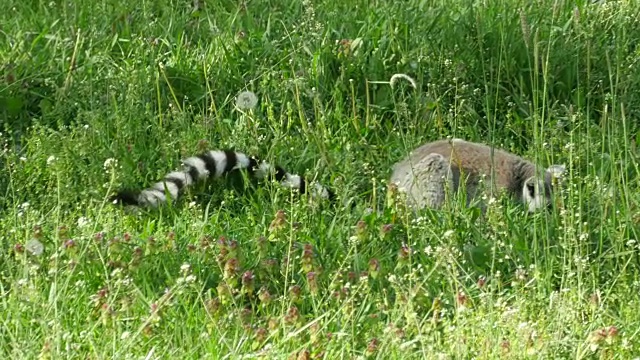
<box><xmin>391</xmin><ymin>153</ymin><xmax>453</xmax><ymax>210</ymax></box>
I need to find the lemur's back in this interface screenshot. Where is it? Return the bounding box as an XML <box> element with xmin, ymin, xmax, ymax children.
<box><xmin>393</xmin><ymin>139</ymin><xmax>529</xmax><ymax>190</ymax></box>
<box><xmin>390</xmin><ymin>138</ymin><xmax>554</xmax><ymax>211</ymax></box>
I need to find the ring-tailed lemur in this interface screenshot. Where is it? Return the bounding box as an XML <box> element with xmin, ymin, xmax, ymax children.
<box><xmin>390</xmin><ymin>138</ymin><xmax>565</xmax><ymax>212</ymax></box>
<box><xmin>111</xmin><ymin>149</ymin><xmax>335</xmax><ymax>208</ymax></box>
<box><xmin>112</xmin><ymin>139</ymin><xmax>563</xmax><ymax>212</ymax></box>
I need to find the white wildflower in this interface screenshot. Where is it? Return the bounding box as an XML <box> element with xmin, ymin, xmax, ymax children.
<box><xmin>110</xmin><ymin>268</ymin><xmax>123</xmax><ymax>278</ymax></box>
<box><xmin>443</xmin><ymin>230</ymin><xmax>454</xmax><ymax>238</ymax></box>
<box><xmin>77</xmin><ymin>217</ymin><xmax>90</xmax><ymax>228</ymax></box>
<box><xmin>46</xmin><ymin>155</ymin><xmax>56</xmax><ymax>165</ymax></box>
<box><xmin>180</xmin><ymin>263</ymin><xmax>191</xmax><ymax>274</ymax></box>
<box><xmin>235</xmin><ymin>90</ymin><xmax>258</xmax><ymax>110</ymax></box>
<box><xmin>103</xmin><ymin>158</ymin><xmax>117</xmax><ymax>170</ymax></box>
<box><xmin>348</xmin><ymin>235</ymin><xmax>359</xmax><ymax>247</ymax></box>
<box><xmin>424</xmin><ymin>245</ymin><xmax>433</xmax><ymax>255</ymax></box>
<box><xmin>389</xmin><ymin>73</ymin><xmax>417</xmax><ymax>89</ymax></box>
<box><xmin>25</xmin><ymin>239</ymin><xmax>44</xmax><ymax>256</ymax></box>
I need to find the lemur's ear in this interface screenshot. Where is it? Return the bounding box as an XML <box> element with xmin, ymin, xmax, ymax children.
<box><xmin>546</xmin><ymin>164</ymin><xmax>566</xmax><ymax>179</ymax></box>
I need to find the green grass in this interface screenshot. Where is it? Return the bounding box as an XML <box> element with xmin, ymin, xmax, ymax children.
<box><xmin>1</xmin><ymin>0</ymin><xmax>640</xmax><ymax>358</ymax></box>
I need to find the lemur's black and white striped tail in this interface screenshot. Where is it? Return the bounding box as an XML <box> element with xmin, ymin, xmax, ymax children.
<box><xmin>111</xmin><ymin>150</ymin><xmax>335</xmax><ymax>208</ymax></box>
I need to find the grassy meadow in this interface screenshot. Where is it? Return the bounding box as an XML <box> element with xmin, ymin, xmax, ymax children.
<box><xmin>1</xmin><ymin>0</ymin><xmax>640</xmax><ymax>358</ymax></box>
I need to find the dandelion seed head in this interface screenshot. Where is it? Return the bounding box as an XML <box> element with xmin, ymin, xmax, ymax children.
<box><xmin>548</xmin><ymin>164</ymin><xmax>566</xmax><ymax>179</ymax></box>
<box><xmin>235</xmin><ymin>90</ymin><xmax>258</xmax><ymax>110</ymax></box>
<box><xmin>25</xmin><ymin>239</ymin><xmax>44</xmax><ymax>256</ymax></box>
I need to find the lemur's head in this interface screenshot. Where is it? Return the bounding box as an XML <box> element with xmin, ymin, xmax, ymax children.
<box><xmin>521</xmin><ymin>164</ymin><xmax>566</xmax><ymax>212</ymax></box>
